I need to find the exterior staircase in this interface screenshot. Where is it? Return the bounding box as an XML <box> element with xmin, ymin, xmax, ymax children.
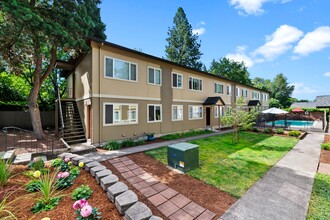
<box><xmin>59</xmin><ymin>100</ymin><xmax>87</xmax><ymax>145</ymax></box>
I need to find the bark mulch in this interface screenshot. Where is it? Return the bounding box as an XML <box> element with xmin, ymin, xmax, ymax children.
<box><xmin>320</xmin><ymin>134</ymin><xmax>330</xmax><ymax>164</ymax></box>
<box><xmin>3</xmin><ymin>165</ymin><xmax>122</xmax><ymax>220</ymax></box>
<box><xmin>103</xmin><ymin>153</ymin><xmax>237</xmax><ymax>219</ymax></box>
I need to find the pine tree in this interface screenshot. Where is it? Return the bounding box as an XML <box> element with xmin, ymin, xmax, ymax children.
<box><xmin>165</xmin><ymin>7</ymin><xmax>203</xmax><ymax>70</ymax></box>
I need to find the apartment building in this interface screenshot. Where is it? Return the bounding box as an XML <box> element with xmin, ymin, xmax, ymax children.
<box><xmin>57</xmin><ymin>38</ymin><xmax>269</xmax><ymax>144</ymax></box>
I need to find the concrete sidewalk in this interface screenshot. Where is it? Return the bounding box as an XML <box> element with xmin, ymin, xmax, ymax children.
<box><xmin>220</xmin><ymin>132</ymin><xmax>323</xmax><ymax>220</ymax></box>
<box><xmin>82</xmin><ymin>130</ymin><xmax>232</xmax><ymax>162</ymax></box>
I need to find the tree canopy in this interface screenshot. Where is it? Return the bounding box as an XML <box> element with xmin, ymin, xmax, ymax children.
<box><xmin>209</xmin><ymin>57</ymin><xmax>252</xmax><ymax>85</ymax></box>
<box><xmin>165</xmin><ymin>7</ymin><xmax>203</xmax><ymax>70</ymax></box>
<box><xmin>0</xmin><ymin>0</ymin><xmax>106</xmax><ymax>138</ymax></box>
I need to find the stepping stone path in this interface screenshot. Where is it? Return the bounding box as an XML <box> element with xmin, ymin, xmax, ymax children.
<box><xmin>109</xmin><ymin>156</ymin><xmax>216</xmax><ymax>220</ymax></box>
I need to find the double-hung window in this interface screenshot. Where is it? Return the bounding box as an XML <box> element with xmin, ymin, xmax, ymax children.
<box><xmin>105</xmin><ymin>57</ymin><xmax>137</xmax><ymax>81</ymax></box>
<box><xmin>252</xmin><ymin>91</ymin><xmax>260</xmax><ymax>100</ymax></box>
<box><xmin>214</xmin><ymin>106</ymin><xmax>219</xmax><ymax>118</ymax></box>
<box><xmin>172</xmin><ymin>73</ymin><xmax>183</xmax><ymax>88</ymax></box>
<box><xmin>189</xmin><ymin>105</ymin><xmax>203</xmax><ymax>120</ymax></box>
<box><xmin>241</xmin><ymin>89</ymin><xmax>248</xmax><ymax>97</ymax></box>
<box><xmin>227</xmin><ymin>85</ymin><xmax>232</xmax><ymax>96</ymax></box>
<box><xmin>214</xmin><ymin>83</ymin><xmax>223</xmax><ymax>94</ymax></box>
<box><xmin>236</xmin><ymin>88</ymin><xmax>240</xmax><ymax>97</ymax></box>
<box><xmin>104</xmin><ymin>103</ymin><xmax>138</xmax><ymax>125</ymax></box>
<box><xmin>172</xmin><ymin>105</ymin><xmax>183</xmax><ymax>121</ymax></box>
<box><xmin>148</xmin><ymin>67</ymin><xmax>161</xmax><ymax>85</ymax></box>
<box><xmin>188</xmin><ymin>77</ymin><xmax>202</xmax><ymax>91</ymax></box>
<box><xmin>148</xmin><ymin>104</ymin><xmax>162</xmax><ymax>122</ymax></box>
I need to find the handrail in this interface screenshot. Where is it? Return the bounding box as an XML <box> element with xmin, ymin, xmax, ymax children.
<box><xmin>57</xmin><ymin>83</ymin><xmax>65</xmax><ymax>137</ymax></box>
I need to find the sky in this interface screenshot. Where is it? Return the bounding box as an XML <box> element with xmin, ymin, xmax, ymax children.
<box><xmin>100</xmin><ymin>0</ymin><xmax>330</xmax><ymax>101</ymax></box>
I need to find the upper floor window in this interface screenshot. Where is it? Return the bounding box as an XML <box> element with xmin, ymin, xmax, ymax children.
<box><xmin>241</xmin><ymin>89</ymin><xmax>248</xmax><ymax>97</ymax></box>
<box><xmin>104</xmin><ymin>103</ymin><xmax>138</xmax><ymax>126</ymax></box>
<box><xmin>214</xmin><ymin>83</ymin><xmax>224</xmax><ymax>94</ymax></box>
<box><xmin>172</xmin><ymin>73</ymin><xmax>183</xmax><ymax>88</ymax></box>
<box><xmin>236</xmin><ymin>88</ymin><xmax>240</xmax><ymax>97</ymax></box>
<box><xmin>263</xmin><ymin>93</ymin><xmax>268</xmax><ymax>101</ymax></box>
<box><xmin>188</xmin><ymin>77</ymin><xmax>202</xmax><ymax>91</ymax></box>
<box><xmin>105</xmin><ymin>57</ymin><xmax>137</xmax><ymax>81</ymax></box>
<box><xmin>227</xmin><ymin>85</ymin><xmax>232</xmax><ymax>96</ymax></box>
<box><xmin>252</xmin><ymin>91</ymin><xmax>260</xmax><ymax>100</ymax></box>
<box><xmin>148</xmin><ymin>67</ymin><xmax>161</xmax><ymax>85</ymax></box>
<box><xmin>148</xmin><ymin>104</ymin><xmax>162</xmax><ymax>122</ymax></box>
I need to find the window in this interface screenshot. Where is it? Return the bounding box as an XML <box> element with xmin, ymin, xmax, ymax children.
<box><xmin>188</xmin><ymin>77</ymin><xmax>202</xmax><ymax>91</ymax></box>
<box><xmin>214</xmin><ymin>83</ymin><xmax>224</xmax><ymax>94</ymax></box>
<box><xmin>220</xmin><ymin>106</ymin><xmax>225</xmax><ymax>116</ymax></box>
<box><xmin>241</xmin><ymin>89</ymin><xmax>248</xmax><ymax>97</ymax></box>
<box><xmin>226</xmin><ymin>106</ymin><xmax>232</xmax><ymax>115</ymax></box>
<box><xmin>252</xmin><ymin>91</ymin><xmax>260</xmax><ymax>100</ymax></box>
<box><xmin>104</xmin><ymin>103</ymin><xmax>138</xmax><ymax>125</ymax></box>
<box><xmin>105</xmin><ymin>57</ymin><xmax>137</xmax><ymax>81</ymax></box>
<box><xmin>265</xmin><ymin>94</ymin><xmax>268</xmax><ymax>101</ymax></box>
<box><xmin>227</xmin><ymin>85</ymin><xmax>232</xmax><ymax>95</ymax></box>
<box><xmin>148</xmin><ymin>104</ymin><xmax>162</xmax><ymax>122</ymax></box>
<box><xmin>236</xmin><ymin>88</ymin><xmax>240</xmax><ymax>97</ymax></box>
<box><xmin>189</xmin><ymin>105</ymin><xmax>203</xmax><ymax>119</ymax></box>
<box><xmin>172</xmin><ymin>73</ymin><xmax>183</xmax><ymax>88</ymax></box>
<box><xmin>148</xmin><ymin>67</ymin><xmax>161</xmax><ymax>85</ymax></box>
<box><xmin>172</xmin><ymin>105</ymin><xmax>183</xmax><ymax>121</ymax></box>
<box><xmin>214</xmin><ymin>106</ymin><xmax>219</xmax><ymax>118</ymax></box>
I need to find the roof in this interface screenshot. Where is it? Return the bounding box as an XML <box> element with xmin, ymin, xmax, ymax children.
<box><xmin>85</xmin><ymin>37</ymin><xmax>270</xmax><ymax>93</ymax></box>
<box><xmin>290</xmin><ymin>102</ymin><xmax>317</xmax><ymax>108</ymax></box>
<box><xmin>291</xmin><ymin>107</ymin><xmax>304</xmax><ymax>112</ymax></box>
<box><xmin>248</xmin><ymin>100</ymin><xmax>261</xmax><ymax>106</ymax></box>
<box><xmin>316</xmin><ymin>95</ymin><xmax>330</xmax><ymax>108</ymax></box>
<box><xmin>203</xmin><ymin>96</ymin><xmax>225</xmax><ymax>105</ymax></box>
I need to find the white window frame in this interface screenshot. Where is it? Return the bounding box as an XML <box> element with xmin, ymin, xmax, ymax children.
<box><xmin>172</xmin><ymin>105</ymin><xmax>183</xmax><ymax>121</ymax></box>
<box><xmin>226</xmin><ymin>106</ymin><xmax>232</xmax><ymax>115</ymax></box>
<box><xmin>104</xmin><ymin>56</ymin><xmax>138</xmax><ymax>82</ymax></box>
<box><xmin>103</xmin><ymin>103</ymin><xmax>138</xmax><ymax>126</ymax></box>
<box><xmin>227</xmin><ymin>85</ymin><xmax>232</xmax><ymax>96</ymax></box>
<box><xmin>214</xmin><ymin>82</ymin><xmax>224</xmax><ymax>94</ymax></box>
<box><xmin>148</xmin><ymin>67</ymin><xmax>162</xmax><ymax>86</ymax></box>
<box><xmin>214</xmin><ymin>106</ymin><xmax>219</xmax><ymax>118</ymax></box>
<box><xmin>188</xmin><ymin>105</ymin><xmax>203</xmax><ymax>120</ymax></box>
<box><xmin>147</xmin><ymin>104</ymin><xmax>162</xmax><ymax>123</ymax></box>
<box><xmin>172</xmin><ymin>72</ymin><xmax>183</xmax><ymax>89</ymax></box>
<box><xmin>236</xmin><ymin>87</ymin><xmax>240</xmax><ymax>97</ymax></box>
<box><xmin>188</xmin><ymin>76</ymin><xmax>203</xmax><ymax>91</ymax></box>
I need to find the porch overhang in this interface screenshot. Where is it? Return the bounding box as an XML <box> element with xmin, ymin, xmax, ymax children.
<box><xmin>56</xmin><ymin>60</ymin><xmax>75</xmax><ymax>78</ymax></box>
<box><xmin>203</xmin><ymin>96</ymin><xmax>225</xmax><ymax>106</ymax></box>
<box><xmin>248</xmin><ymin>100</ymin><xmax>261</xmax><ymax>106</ymax></box>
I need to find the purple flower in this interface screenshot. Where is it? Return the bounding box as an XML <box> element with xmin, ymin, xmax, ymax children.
<box><xmin>80</xmin><ymin>205</ymin><xmax>92</xmax><ymax>217</ymax></box>
<box><xmin>79</xmin><ymin>198</ymin><xmax>89</xmax><ymax>207</ymax></box>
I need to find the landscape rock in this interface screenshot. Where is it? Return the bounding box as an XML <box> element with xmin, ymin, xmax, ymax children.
<box><xmin>107</xmin><ymin>181</ymin><xmax>128</xmax><ymax>202</ymax></box>
<box><xmin>95</xmin><ymin>169</ymin><xmax>112</xmax><ymax>183</ymax></box>
<box><xmin>101</xmin><ymin>174</ymin><xmax>119</xmax><ymax>190</ymax></box>
<box><xmin>115</xmin><ymin>190</ymin><xmax>138</xmax><ymax>215</ymax></box>
<box><xmin>124</xmin><ymin>202</ymin><xmax>153</xmax><ymax>220</ymax></box>
<box><xmin>90</xmin><ymin>165</ymin><xmax>106</xmax><ymax>176</ymax></box>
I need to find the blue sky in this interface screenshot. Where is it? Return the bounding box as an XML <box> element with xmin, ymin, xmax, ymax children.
<box><xmin>100</xmin><ymin>0</ymin><xmax>330</xmax><ymax>101</ymax></box>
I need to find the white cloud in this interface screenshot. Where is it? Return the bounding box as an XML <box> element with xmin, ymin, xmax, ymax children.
<box><xmin>294</xmin><ymin>26</ymin><xmax>330</xmax><ymax>56</ymax></box>
<box><xmin>192</xmin><ymin>28</ymin><xmax>206</xmax><ymax>36</ymax></box>
<box><xmin>229</xmin><ymin>0</ymin><xmax>291</xmax><ymax>16</ymax></box>
<box><xmin>291</xmin><ymin>82</ymin><xmax>318</xmax><ymax>96</ymax></box>
<box><xmin>253</xmin><ymin>25</ymin><xmax>303</xmax><ymax>61</ymax></box>
<box><xmin>226</xmin><ymin>45</ymin><xmax>254</xmax><ymax>68</ymax></box>
<box><xmin>324</xmin><ymin>72</ymin><xmax>330</xmax><ymax>77</ymax></box>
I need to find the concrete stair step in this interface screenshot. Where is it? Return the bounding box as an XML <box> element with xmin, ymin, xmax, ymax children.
<box><xmin>0</xmin><ymin>150</ymin><xmax>16</xmax><ymax>162</ymax></box>
<box><xmin>13</xmin><ymin>153</ymin><xmax>32</xmax><ymax>165</ymax></box>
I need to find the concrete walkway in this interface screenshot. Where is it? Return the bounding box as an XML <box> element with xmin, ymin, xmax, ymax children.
<box><xmin>220</xmin><ymin>132</ymin><xmax>323</xmax><ymax>220</ymax></box>
<box><xmin>82</xmin><ymin>130</ymin><xmax>232</xmax><ymax>162</ymax></box>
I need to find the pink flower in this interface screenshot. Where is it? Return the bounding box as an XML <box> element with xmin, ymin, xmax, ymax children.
<box><xmin>64</xmin><ymin>157</ymin><xmax>70</xmax><ymax>163</ymax></box>
<box><xmin>57</xmin><ymin>171</ymin><xmax>70</xmax><ymax>179</ymax></box>
<box><xmin>72</xmin><ymin>199</ymin><xmax>89</xmax><ymax>210</ymax></box>
<box><xmin>79</xmin><ymin>198</ymin><xmax>89</xmax><ymax>207</ymax></box>
<box><xmin>80</xmin><ymin>205</ymin><xmax>92</xmax><ymax>217</ymax></box>
<box><xmin>73</xmin><ymin>200</ymin><xmax>81</xmax><ymax>210</ymax></box>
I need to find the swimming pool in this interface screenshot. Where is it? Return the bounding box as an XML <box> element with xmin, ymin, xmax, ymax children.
<box><xmin>266</xmin><ymin>120</ymin><xmax>313</xmax><ymax>127</ymax></box>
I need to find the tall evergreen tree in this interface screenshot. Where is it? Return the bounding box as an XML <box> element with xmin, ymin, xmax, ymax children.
<box><xmin>0</xmin><ymin>0</ymin><xmax>106</xmax><ymax>139</ymax></box>
<box><xmin>271</xmin><ymin>73</ymin><xmax>295</xmax><ymax>108</ymax></box>
<box><xmin>165</xmin><ymin>7</ymin><xmax>203</xmax><ymax>70</ymax></box>
<box><xmin>209</xmin><ymin>57</ymin><xmax>252</xmax><ymax>85</ymax></box>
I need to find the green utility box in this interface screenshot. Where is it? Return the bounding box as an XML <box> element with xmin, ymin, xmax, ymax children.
<box><xmin>167</xmin><ymin>142</ymin><xmax>199</xmax><ymax>172</ymax></box>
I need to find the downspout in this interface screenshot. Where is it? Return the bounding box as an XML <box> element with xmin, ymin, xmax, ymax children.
<box><xmin>99</xmin><ymin>42</ymin><xmax>103</xmax><ymax>146</ymax></box>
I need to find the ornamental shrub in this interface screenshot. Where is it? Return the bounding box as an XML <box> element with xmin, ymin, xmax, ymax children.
<box><xmin>276</xmin><ymin>128</ymin><xmax>284</xmax><ymax>134</ymax></box>
<box><xmin>263</xmin><ymin>128</ymin><xmax>272</xmax><ymax>134</ymax></box>
<box><xmin>288</xmin><ymin>130</ymin><xmax>301</xmax><ymax>137</ymax></box>
<box><xmin>321</xmin><ymin>142</ymin><xmax>330</xmax><ymax>150</ymax></box>
<box><xmin>72</xmin><ymin>185</ymin><xmax>93</xmax><ymax>200</ymax></box>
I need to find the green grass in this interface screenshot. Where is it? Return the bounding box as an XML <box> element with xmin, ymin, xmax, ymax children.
<box><xmin>146</xmin><ymin>131</ymin><xmax>298</xmax><ymax>198</ymax></box>
<box><xmin>307</xmin><ymin>173</ymin><xmax>330</xmax><ymax>220</ymax></box>
<box><xmin>160</xmin><ymin>130</ymin><xmax>213</xmax><ymax>141</ymax></box>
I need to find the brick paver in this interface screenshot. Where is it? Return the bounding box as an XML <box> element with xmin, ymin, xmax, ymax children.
<box><xmin>110</xmin><ymin>154</ymin><xmax>217</xmax><ymax>220</ymax></box>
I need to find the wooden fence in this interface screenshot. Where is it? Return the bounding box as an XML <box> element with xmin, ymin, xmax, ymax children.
<box><xmin>0</xmin><ymin>111</ymin><xmax>55</xmax><ymax>129</ymax></box>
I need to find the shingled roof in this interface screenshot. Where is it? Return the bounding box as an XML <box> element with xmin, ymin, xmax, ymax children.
<box><xmin>203</xmin><ymin>96</ymin><xmax>225</xmax><ymax>105</ymax></box>
<box><xmin>290</xmin><ymin>102</ymin><xmax>317</xmax><ymax>108</ymax></box>
<box><xmin>316</xmin><ymin>95</ymin><xmax>330</xmax><ymax>108</ymax></box>
<box><xmin>247</xmin><ymin>100</ymin><xmax>261</xmax><ymax>106</ymax></box>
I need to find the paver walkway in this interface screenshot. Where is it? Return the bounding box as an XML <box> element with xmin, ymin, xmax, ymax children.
<box><xmin>108</xmin><ymin>156</ymin><xmax>216</xmax><ymax>220</ymax></box>
<box><xmin>220</xmin><ymin>132</ymin><xmax>323</xmax><ymax>220</ymax></box>
<box><xmin>83</xmin><ymin>130</ymin><xmax>232</xmax><ymax>162</ymax></box>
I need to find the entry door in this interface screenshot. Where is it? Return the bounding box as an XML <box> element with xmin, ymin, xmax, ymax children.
<box><xmin>206</xmin><ymin>107</ymin><xmax>211</xmax><ymax>126</ymax></box>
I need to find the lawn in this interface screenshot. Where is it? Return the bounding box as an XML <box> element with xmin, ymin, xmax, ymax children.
<box><xmin>146</xmin><ymin>131</ymin><xmax>298</xmax><ymax>198</ymax></box>
<box><xmin>307</xmin><ymin>173</ymin><xmax>330</xmax><ymax>220</ymax></box>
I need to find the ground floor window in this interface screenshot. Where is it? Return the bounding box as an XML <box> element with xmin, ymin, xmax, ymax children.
<box><xmin>104</xmin><ymin>103</ymin><xmax>138</xmax><ymax>125</ymax></box>
<box><xmin>148</xmin><ymin>104</ymin><xmax>162</xmax><ymax>122</ymax></box>
<box><xmin>172</xmin><ymin>105</ymin><xmax>183</xmax><ymax>121</ymax></box>
<box><xmin>189</xmin><ymin>105</ymin><xmax>203</xmax><ymax>120</ymax></box>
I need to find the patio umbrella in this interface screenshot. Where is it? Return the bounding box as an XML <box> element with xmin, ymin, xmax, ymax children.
<box><xmin>291</xmin><ymin>107</ymin><xmax>304</xmax><ymax>113</ymax></box>
<box><xmin>262</xmin><ymin>107</ymin><xmax>288</xmax><ymax>114</ymax></box>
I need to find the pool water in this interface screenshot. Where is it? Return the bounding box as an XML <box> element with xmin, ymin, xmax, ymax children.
<box><xmin>266</xmin><ymin>120</ymin><xmax>313</xmax><ymax>127</ymax></box>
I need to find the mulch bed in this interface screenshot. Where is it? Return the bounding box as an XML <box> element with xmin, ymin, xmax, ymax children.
<box><xmin>3</xmin><ymin>165</ymin><xmax>122</xmax><ymax>220</ymax></box>
<box><xmin>102</xmin><ymin>153</ymin><xmax>237</xmax><ymax>219</ymax></box>
<box><xmin>320</xmin><ymin>135</ymin><xmax>330</xmax><ymax>164</ymax></box>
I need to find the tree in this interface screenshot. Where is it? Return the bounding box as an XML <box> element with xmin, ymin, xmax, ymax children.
<box><xmin>0</xmin><ymin>0</ymin><xmax>106</xmax><ymax>139</ymax></box>
<box><xmin>269</xmin><ymin>98</ymin><xmax>281</xmax><ymax>108</ymax></box>
<box><xmin>222</xmin><ymin>97</ymin><xmax>258</xmax><ymax>144</ymax></box>
<box><xmin>165</xmin><ymin>7</ymin><xmax>203</xmax><ymax>70</ymax></box>
<box><xmin>271</xmin><ymin>73</ymin><xmax>295</xmax><ymax>108</ymax></box>
<box><xmin>252</xmin><ymin>77</ymin><xmax>272</xmax><ymax>91</ymax></box>
<box><xmin>209</xmin><ymin>57</ymin><xmax>252</xmax><ymax>85</ymax></box>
